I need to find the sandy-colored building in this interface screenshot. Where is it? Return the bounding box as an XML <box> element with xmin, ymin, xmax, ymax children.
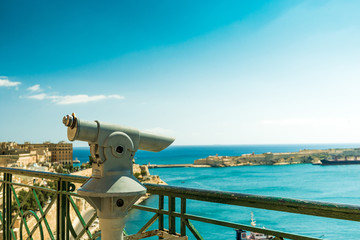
<box><xmin>1</xmin><ymin>141</ymin><xmax>72</xmax><ymax>166</ymax></box>
<box><xmin>0</xmin><ymin>142</ymin><xmax>39</xmax><ymax>167</ymax></box>
<box><xmin>47</xmin><ymin>141</ymin><xmax>73</xmax><ymax>165</ymax></box>
<box><xmin>19</xmin><ymin>141</ymin><xmax>73</xmax><ymax>165</ymax></box>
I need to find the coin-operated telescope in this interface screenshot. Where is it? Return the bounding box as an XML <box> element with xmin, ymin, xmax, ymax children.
<box><xmin>62</xmin><ymin>113</ymin><xmax>175</xmax><ymax>240</ymax></box>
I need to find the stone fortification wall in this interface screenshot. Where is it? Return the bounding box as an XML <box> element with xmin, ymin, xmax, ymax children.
<box><xmin>193</xmin><ymin>147</ymin><xmax>360</xmax><ymax>167</ymax></box>
<box><xmin>0</xmin><ymin>152</ymin><xmax>38</xmax><ymax>167</ymax></box>
<box><xmin>0</xmin><ymin>155</ymin><xmax>18</xmax><ymax>167</ymax></box>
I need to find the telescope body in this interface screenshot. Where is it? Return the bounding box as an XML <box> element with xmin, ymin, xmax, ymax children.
<box><xmin>67</xmin><ymin>118</ymin><xmax>175</xmax><ymax>152</ymax></box>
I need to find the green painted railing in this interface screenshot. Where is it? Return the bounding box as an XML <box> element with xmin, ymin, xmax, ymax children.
<box><xmin>0</xmin><ymin>167</ymin><xmax>96</xmax><ymax>240</ymax></box>
<box><xmin>1</xmin><ymin>167</ymin><xmax>360</xmax><ymax>239</ymax></box>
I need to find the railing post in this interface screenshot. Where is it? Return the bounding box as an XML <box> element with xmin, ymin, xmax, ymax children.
<box><xmin>2</xmin><ymin>173</ymin><xmax>6</xmax><ymax>239</ymax></box>
<box><xmin>181</xmin><ymin>198</ymin><xmax>186</xmax><ymax>236</ymax></box>
<box><xmin>65</xmin><ymin>182</ymin><xmax>70</xmax><ymax>240</ymax></box>
<box><xmin>3</xmin><ymin>173</ymin><xmax>12</xmax><ymax>240</ymax></box>
<box><xmin>168</xmin><ymin>196</ymin><xmax>175</xmax><ymax>234</ymax></box>
<box><xmin>158</xmin><ymin>195</ymin><xmax>164</xmax><ymax>239</ymax></box>
<box><xmin>57</xmin><ymin>179</ymin><xmax>70</xmax><ymax>240</ymax></box>
<box><xmin>56</xmin><ymin>179</ymin><xmax>63</xmax><ymax>240</ymax></box>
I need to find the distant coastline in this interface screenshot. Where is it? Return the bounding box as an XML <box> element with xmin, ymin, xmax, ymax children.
<box><xmin>144</xmin><ymin>147</ymin><xmax>360</xmax><ymax>168</ymax></box>
<box><xmin>192</xmin><ymin>147</ymin><xmax>360</xmax><ymax>167</ymax></box>
<box><xmin>73</xmin><ymin>145</ymin><xmax>360</xmax><ymax>168</ymax></box>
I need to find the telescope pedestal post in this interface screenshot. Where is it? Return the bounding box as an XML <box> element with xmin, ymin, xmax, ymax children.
<box><xmin>99</xmin><ymin>217</ymin><xmax>125</xmax><ymax>240</ymax></box>
<box><xmin>79</xmin><ymin>181</ymin><xmax>145</xmax><ymax>240</ymax></box>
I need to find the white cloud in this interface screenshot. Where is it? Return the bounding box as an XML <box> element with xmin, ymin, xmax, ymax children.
<box><xmin>54</xmin><ymin>94</ymin><xmax>106</xmax><ymax>104</ymax></box>
<box><xmin>0</xmin><ymin>77</ymin><xmax>21</xmax><ymax>88</ymax></box>
<box><xmin>108</xmin><ymin>95</ymin><xmax>124</xmax><ymax>99</ymax></box>
<box><xmin>27</xmin><ymin>93</ymin><xmax>47</xmax><ymax>100</ymax></box>
<box><xmin>26</xmin><ymin>93</ymin><xmax>124</xmax><ymax>105</ymax></box>
<box><xmin>27</xmin><ymin>84</ymin><xmax>41</xmax><ymax>92</ymax></box>
<box><xmin>261</xmin><ymin>118</ymin><xmax>357</xmax><ymax>126</ymax></box>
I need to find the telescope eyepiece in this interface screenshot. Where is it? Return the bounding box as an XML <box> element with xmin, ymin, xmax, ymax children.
<box><xmin>63</xmin><ymin>113</ymin><xmax>77</xmax><ymax>129</ymax></box>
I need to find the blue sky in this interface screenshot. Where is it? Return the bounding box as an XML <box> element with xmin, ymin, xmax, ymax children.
<box><xmin>1</xmin><ymin>0</ymin><xmax>360</xmax><ymax>146</ymax></box>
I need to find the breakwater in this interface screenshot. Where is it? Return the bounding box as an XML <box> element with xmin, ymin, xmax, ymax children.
<box><xmin>147</xmin><ymin>164</ymin><xmax>210</xmax><ymax>168</ymax></box>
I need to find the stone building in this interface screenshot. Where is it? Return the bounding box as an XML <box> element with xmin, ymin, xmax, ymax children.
<box><xmin>19</xmin><ymin>141</ymin><xmax>73</xmax><ymax>165</ymax></box>
<box><xmin>0</xmin><ymin>142</ymin><xmax>34</xmax><ymax>167</ymax></box>
<box><xmin>0</xmin><ymin>142</ymin><xmax>40</xmax><ymax>167</ymax></box>
<box><xmin>47</xmin><ymin>141</ymin><xmax>73</xmax><ymax>165</ymax></box>
<box><xmin>1</xmin><ymin>141</ymin><xmax>73</xmax><ymax>166</ymax></box>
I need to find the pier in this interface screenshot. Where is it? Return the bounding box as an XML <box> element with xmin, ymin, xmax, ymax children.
<box><xmin>147</xmin><ymin>164</ymin><xmax>210</xmax><ymax>168</ymax></box>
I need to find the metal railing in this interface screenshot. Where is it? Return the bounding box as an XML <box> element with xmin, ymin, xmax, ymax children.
<box><xmin>137</xmin><ymin>184</ymin><xmax>360</xmax><ymax>240</ymax></box>
<box><xmin>0</xmin><ymin>167</ymin><xmax>94</xmax><ymax>240</ymax></box>
<box><xmin>1</xmin><ymin>167</ymin><xmax>360</xmax><ymax>239</ymax></box>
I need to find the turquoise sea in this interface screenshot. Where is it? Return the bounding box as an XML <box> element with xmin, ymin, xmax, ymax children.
<box><xmin>73</xmin><ymin>144</ymin><xmax>360</xmax><ymax>240</ymax></box>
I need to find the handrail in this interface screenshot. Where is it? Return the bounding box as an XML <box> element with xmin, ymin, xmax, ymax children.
<box><xmin>144</xmin><ymin>183</ymin><xmax>360</xmax><ymax>221</ymax></box>
<box><xmin>1</xmin><ymin>168</ymin><xmax>360</xmax><ymax>221</ymax></box>
<box><xmin>0</xmin><ymin>167</ymin><xmax>88</xmax><ymax>183</ymax></box>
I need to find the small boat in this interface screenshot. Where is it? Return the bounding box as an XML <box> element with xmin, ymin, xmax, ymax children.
<box><xmin>247</xmin><ymin>231</ymin><xmax>272</xmax><ymax>240</ymax></box>
<box><xmin>236</xmin><ymin>213</ymin><xmax>273</xmax><ymax>240</ymax></box>
<box><xmin>248</xmin><ymin>213</ymin><xmax>272</xmax><ymax>240</ymax></box>
<box><xmin>73</xmin><ymin>157</ymin><xmax>81</xmax><ymax>164</ymax></box>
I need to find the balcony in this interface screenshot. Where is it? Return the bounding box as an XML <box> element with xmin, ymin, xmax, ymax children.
<box><xmin>0</xmin><ymin>167</ymin><xmax>360</xmax><ymax>240</ymax></box>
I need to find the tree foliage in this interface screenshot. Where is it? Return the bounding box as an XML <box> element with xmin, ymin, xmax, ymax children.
<box><xmin>11</xmin><ymin>183</ymin><xmax>54</xmax><ymax>213</ymax></box>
